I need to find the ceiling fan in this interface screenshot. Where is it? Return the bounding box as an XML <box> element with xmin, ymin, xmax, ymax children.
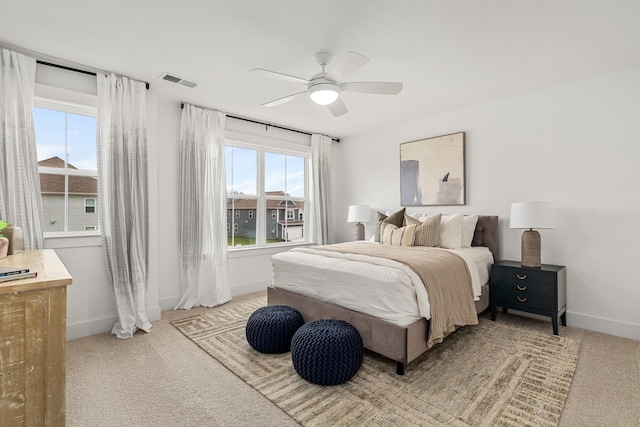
<box><xmin>249</xmin><ymin>51</ymin><xmax>403</xmax><ymax>117</ymax></box>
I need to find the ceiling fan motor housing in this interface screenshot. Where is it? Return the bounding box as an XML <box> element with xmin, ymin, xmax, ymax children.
<box><xmin>308</xmin><ymin>73</ymin><xmax>341</xmax><ymax>105</ymax></box>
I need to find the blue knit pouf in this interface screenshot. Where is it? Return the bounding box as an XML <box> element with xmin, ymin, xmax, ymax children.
<box><xmin>291</xmin><ymin>319</ymin><xmax>364</xmax><ymax>386</ymax></box>
<box><xmin>245</xmin><ymin>305</ymin><xmax>304</xmax><ymax>354</ymax></box>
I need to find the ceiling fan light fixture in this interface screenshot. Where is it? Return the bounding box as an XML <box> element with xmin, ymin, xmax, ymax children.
<box><xmin>308</xmin><ymin>82</ymin><xmax>340</xmax><ymax>105</ymax></box>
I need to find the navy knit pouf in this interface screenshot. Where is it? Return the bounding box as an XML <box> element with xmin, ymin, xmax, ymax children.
<box><xmin>291</xmin><ymin>319</ymin><xmax>364</xmax><ymax>386</ymax></box>
<box><xmin>245</xmin><ymin>305</ymin><xmax>304</xmax><ymax>354</ymax></box>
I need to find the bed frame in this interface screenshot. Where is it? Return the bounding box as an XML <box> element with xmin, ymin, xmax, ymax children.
<box><xmin>268</xmin><ymin>215</ymin><xmax>499</xmax><ymax>375</ymax></box>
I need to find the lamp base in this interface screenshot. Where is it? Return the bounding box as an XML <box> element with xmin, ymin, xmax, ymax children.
<box><xmin>354</xmin><ymin>223</ymin><xmax>364</xmax><ymax>241</ymax></box>
<box><xmin>521</xmin><ymin>229</ymin><xmax>541</xmax><ymax>268</ymax></box>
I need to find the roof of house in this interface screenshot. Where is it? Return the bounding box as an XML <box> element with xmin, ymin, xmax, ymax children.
<box><xmin>38</xmin><ymin>156</ymin><xmax>97</xmax><ymax>195</ymax></box>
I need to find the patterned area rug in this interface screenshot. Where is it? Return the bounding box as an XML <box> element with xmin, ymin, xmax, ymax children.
<box><xmin>172</xmin><ymin>297</ymin><xmax>580</xmax><ymax>427</ymax></box>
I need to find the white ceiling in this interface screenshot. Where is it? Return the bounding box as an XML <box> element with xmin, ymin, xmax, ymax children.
<box><xmin>1</xmin><ymin>0</ymin><xmax>639</xmax><ymax>138</ymax></box>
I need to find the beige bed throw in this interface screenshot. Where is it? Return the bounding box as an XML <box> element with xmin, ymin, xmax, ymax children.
<box><xmin>309</xmin><ymin>242</ymin><xmax>478</xmax><ymax>348</ymax></box>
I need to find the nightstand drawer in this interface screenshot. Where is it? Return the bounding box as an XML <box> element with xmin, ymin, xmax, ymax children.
<box><xmin>493</xmin><ymin>289</ymin><xmax>555</xmax><ymax>311</ymax></box>
<box><xmin>492</xmin><ymin>267</ymin><xmax>556</xmax><ymax>286</ymax></box>
<box><xmin>492</xmin><ymin>280</ymin><xmax>555</xmax><ymax>297</ymax></box>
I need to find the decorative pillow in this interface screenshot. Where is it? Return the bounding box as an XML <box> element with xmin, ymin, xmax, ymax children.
<box><xmin>374</xmin><ymin>211</ymin><xmax>388</xmax><ymax>242</ymax></box>
<box><xmin>375</xmin><ymin>208</ymin><xmax>405</xmax><ymax>242</ymax></box>
<box><xmin>461</xmin><ymin>214</ymin><xmax>479</xmax><ymax>248</ymax></box>
<box><xmin>405</xmin><ymin>214</ymin><xmax>441</xmax><ymax>247</ymax></box>
<box><xmin>382</xmin><ymin>223</ymin><xmax>416</xmax><ymax>246</ymax></box>
<box><xmin>438</xmin><ymin>212</ymin><xmax>464</xmax><ymax>249</ymax></box>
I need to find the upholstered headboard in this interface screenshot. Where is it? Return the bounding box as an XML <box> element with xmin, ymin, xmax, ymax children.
<box><xmin>471</xmin><ymin>216</ymin><xmax>499</xmax><ymax>262</ymax></box>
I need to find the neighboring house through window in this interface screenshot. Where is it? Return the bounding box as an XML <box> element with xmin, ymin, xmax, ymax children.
<box><xmin>226</xmin><ymin>141</ymin><xmax>308</xmax><ymax>247</ymax></box>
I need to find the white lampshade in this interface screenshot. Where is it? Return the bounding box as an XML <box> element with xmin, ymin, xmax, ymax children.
<box><xmin>509</xmin><ymin>201</ymin><xmax>554</xmax><ymax>229</ymax></box>
<box><xmin>347</xmin><ymin>205</ymin><xmax>371</xmax><ymax>223</ymax></box>
<box><xmin>309</xmin><ymin>83</ymin><xmax>340</xmax><ymax>105</ymax></box>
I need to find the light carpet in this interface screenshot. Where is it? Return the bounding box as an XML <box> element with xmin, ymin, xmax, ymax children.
<box><xmin>172</xmin><ymin>296</ymin><xmax>580</xmax><ymax>427</ymax></box>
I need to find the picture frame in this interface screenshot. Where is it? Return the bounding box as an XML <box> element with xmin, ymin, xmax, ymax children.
<box><xmin>400</xmin><ymin>132</ymin><xmax>465</xmax><ymax>206</ymax></box>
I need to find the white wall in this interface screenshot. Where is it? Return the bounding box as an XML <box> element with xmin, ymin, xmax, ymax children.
<box><xmin>333</xmin><ymin>66</ymin><xmax>640</xmax><ymax>340</ymax></box>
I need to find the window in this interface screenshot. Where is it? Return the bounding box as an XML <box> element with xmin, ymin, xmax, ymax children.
<box><xmin>34</xmin><ymin>98</ymin><xmax>98</xmax><ymax>234</ymax></box>
<box><xmin>226</xmin><ymin>142</ymin><xmax>308</xmax><ymax>248</ymax></box>
<box><xmin>85</xmin><ymin>198</ymin><xmax>96</xmax><ymax>213</ymax></box>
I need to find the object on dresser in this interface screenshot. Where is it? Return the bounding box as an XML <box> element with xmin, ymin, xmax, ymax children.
<box><xmin>3</xmin><ymin>225</ymin><xmax>24</xmax><ymax>255</ymax></box>
<box><xmin>0</xmin><ymin>270</ymin><xmax>37</xmax><ymax>282</ymax></box>
<box><xmin>0</xmin><ymin>266</ymin><xmax>30</xmax><ymax>277</ymax></box>
<box><xmin>0</xmin><ymin>220</ymin><xmax>8</xmax><ymax>258</ymax></box>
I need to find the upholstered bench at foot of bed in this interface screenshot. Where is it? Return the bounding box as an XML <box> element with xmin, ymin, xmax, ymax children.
<box><xmin>245</xmin><ymin>305</ymin><xmax>304</xmax><ymax>354</ymax></box>
<box><xmin>291</xmin><ymin>319</ymin><xmax>364</xmax><ymax>386</ymax></box>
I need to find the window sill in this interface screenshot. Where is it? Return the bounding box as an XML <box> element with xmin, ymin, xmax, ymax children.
<box><xmin>43</xmin><ymin>233</ymin><xmax>102</xmax><ymax>249</ymax></box>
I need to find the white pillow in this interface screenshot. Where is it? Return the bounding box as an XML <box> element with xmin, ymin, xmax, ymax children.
<box><xmin>439</xmin><ymin>212</ymin><xmax>464</xmax><ymax>249</ymax></box>
<box><xmin>462</xmin><ymin>214</ymin><xmax>479</xmax><ymax>248</ymax></box>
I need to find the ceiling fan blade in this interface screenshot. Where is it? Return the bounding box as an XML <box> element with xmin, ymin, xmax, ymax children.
<box><xmin>249</xmin><ymin>68</ymin><xmax>309</xmax><ymax>85</ymax></box>
<box><xmin>327</xmin><ymin>97</ymin><xmax>348</xmax><ymax>117</ymax></box>
<box><xmin>326</xmin><ymin>51</ymin><xmax>369</xmax><ymax>81</ymax></box>
<box><xmin>263</xmin><ymin>91</ymin><xmax>307</xmax><ymax>107</ymax></box>
<box><xmin>341</xmin><ymin>82</ymin><xmax>403</xmax><ymax>95</ymax></box>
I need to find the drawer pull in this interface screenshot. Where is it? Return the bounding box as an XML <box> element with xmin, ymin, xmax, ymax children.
<box><xmin>517</xmin><ymin>296</ymin><xmax>527</xmax><ymax>302</ymax></box>
<box><xmin>516</xmin><ymin>274</ymin><xmax>527</xmax><ymax>280</ymax></box>
<box><xmin>517</xmin><ymin>285</ymin><xmax>527</xmax><ymax>291</ymax></box>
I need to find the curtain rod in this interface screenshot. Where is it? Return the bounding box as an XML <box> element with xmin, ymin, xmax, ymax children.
<box><xmin>36</xmin><ymin>60</ymin><xmax>150</xmax><ymax>90</ymax></box>
<box><xmin>180</xmin><ymin>102</ymin><xmax>339</xmax><ymax>143</ymax></box>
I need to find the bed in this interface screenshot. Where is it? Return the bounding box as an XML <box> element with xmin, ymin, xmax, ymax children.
<box><xmin>268</xmin><ymin>215</ymin><xmax>499</xmax><ymax>374</ymax></box>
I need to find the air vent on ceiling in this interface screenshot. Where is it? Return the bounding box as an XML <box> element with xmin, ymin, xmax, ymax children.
<box><xmin>159</xmin><ymin>72</ymin><xmax>199</xmax><ymax>88</ymax></box>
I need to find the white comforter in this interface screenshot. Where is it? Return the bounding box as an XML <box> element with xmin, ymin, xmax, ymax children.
<box><xmin>271</xmin><ymin>243</ymin><xmax>493</xmax><ymax>327</ymax></box>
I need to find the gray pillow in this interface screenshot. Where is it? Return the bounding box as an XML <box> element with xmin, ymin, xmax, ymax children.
<box><xmin>375</xmin><ymin>208</ymin><xmax>405</xmax><ymax>242</ymax></box>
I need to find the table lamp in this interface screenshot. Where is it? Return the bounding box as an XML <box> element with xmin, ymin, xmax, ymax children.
<box><xmin>347</xmin><ymin>205</ymin><xmax>371</xmax><ymax>241</ymax></box>
<box><xmin>509</xmin><ymin>201</ymin><xmax>554</xmax><ymax>268</ymax></box>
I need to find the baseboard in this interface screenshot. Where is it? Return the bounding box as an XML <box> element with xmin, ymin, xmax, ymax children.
<box><xmin>158</xmin><ymin>281</ymin><xmax>269</xmax><ymax>312</ymax></box>
<box><xmin>492</xmin><ymin>308</ymin><xmax>640</xmax><ymax>341</ymax></box>
<box><xmin>67</xmin><ymin>305</ymin><xmax>162</xmax><ymax>341</ymax></box>
<box><xmin>231</xmin><ymin>280</ymin><xmax>269</xmax><ymax>297</ymax></box>
<box><xmin>567</xmin><ymin>311</ymin><xmax>640</xmax><ymax>341</ymax></box>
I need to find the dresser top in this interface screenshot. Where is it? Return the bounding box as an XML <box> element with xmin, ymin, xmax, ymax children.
<box><xmin>0</xmin><ymin>249</ymin><xmax>72</xmax><ymax>295</ymax></box>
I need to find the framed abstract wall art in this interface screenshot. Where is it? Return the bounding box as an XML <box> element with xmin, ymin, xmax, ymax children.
<box><xmin>400</xmin><ymin>132</ymin><xmax>465</xmax><ymax>206</ymax></box>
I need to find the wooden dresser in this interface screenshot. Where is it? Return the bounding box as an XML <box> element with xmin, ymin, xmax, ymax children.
<box><xmin>0</xmin><ymin>250</ymin><xmax>72</xmax><ymax>426</ymax></box>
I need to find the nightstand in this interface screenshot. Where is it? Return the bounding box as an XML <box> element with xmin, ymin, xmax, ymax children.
<box><xmin>490</xmin><ymin>261</ymin><xmax>566</xmax><ymax>335</ymax></box>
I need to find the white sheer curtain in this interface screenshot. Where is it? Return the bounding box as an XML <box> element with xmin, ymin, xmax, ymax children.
<box><xmin>97</xmin><ymin>73</ymin><xmax>151</xmax><ymax>339</ymax></box>
<box><xmin>174</xmin><ymin>104</ymin><xmax>231</xmax><ymax>310</ymax></box>
<box><xmin>0</xmin><ymin>49</ymin><xmax>44</xmax><ymax>249</ymax></box>
<box><xmin>310</xmin><ymin>134</ymin><xmax>334</xmax><ymax>245</ymax></box>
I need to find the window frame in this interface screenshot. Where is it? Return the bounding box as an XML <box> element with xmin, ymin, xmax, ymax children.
<box><xmin>34</xmin><ymin>93</ymin><xmax>99</xmax><ymax>237</ymax></box>
<box><xmin>225</xmin><ymin>137</ymin><xmax>310</xmax><ymax>250</ymax></box>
